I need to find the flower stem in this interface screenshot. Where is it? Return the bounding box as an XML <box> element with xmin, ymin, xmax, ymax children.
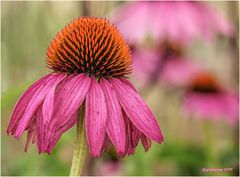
<box><xmin>70</xmin><ymin>104</ymin><xmax>87</xmax><ymax>176</ymax></box>
<box><xmin>203</xmin><ymin>120</ymin><xmax>215</xmax><ymax>167</ymax></box>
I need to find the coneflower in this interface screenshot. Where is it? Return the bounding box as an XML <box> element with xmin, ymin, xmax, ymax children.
<box><xmin>112</xmin><ymin>1</ymin><xmax>234</xmax><ymax>45</ymax></box>
<box><xmin>183</xmin><ymin>72</ymin><xmax>238</xmax><ymax>125</ymax></box>
<box><xmin>7</xmin><ymin>17</ymin><xmax>164</xmax><ymax>175</ymax></box>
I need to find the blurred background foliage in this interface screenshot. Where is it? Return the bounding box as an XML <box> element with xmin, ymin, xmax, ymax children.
<box><xmin>1</xmin><ymin>1</ymin><xmax>239</xmax><ymax>176</ymax></box>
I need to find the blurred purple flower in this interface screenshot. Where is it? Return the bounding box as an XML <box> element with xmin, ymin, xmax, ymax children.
<box><xmin>112</xmin><ymin>1</ymin><xmax>234</xmax><ymax>44</ymax></box>
<box><xmin>182</xmin><ymin>73</ymin><xmax>239</xmax><ymax>124</ymax></box>
<box><xmin>7</xmin><ymin>18</ymin><xmax>164</xmax><ymax>158</ymax></box>
<box><xmin>133</xmin><ymin>46</ymin><xmax>203</xmax><ymax>87</ymax></box>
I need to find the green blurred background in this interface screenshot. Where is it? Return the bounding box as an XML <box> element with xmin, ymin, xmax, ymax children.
<box><xmin>1</xmin><ymin>1</ymin><xmax>239</xmax><ymax>176</ymax></box>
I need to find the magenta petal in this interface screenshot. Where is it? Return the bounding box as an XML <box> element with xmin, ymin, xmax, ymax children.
<box><xmin>86</xmin><ymin>77</ymin><xmax>107</xmax><ymax>157</ymax></box>
<box><xmin>111</xmin><ymin>78</ymin><xmax>164</xmax><ymax>143</ymax></box>
<box><xmin>40</xmin><ymin>74</ymin><xmax>91</xmax><ymax>153</ymax></box>
<box><xmin>131</xmin><ymin>125</ymin><xmax>142</xmax><ymax>147</ymax></box>
<box><xmin>100</xmin><ymin>78</ymin><xmax>126</xmax><ymax>154</ymax></box>
<box><xmin>14</xmin><ymin>74</ymin><xmax>66</xmax><ymax>137</ymax></box>
<box><xmin>141</xmin><ymin>135</ymin><xmax>152</xmax><ymax>152</ymax></box>
<box><xmin>7</xmin><ymin>74</ymin><xmax>52</xmax><ymax>135</ymax></box>
<box><xmin>102</xmin><ymin>135</ymin><xmax>112</xmax><ymax>153</ymax></box>
<box><xmin>36</xmin><ymin>84</ymin><xmax>56</xmax><ymax>153</ymax></box>
<box><xmin>9</xmin><ymin>74</ymin><xmax>66</xmax><ymax>138</ymax></box>
<box><xmin>122</xmin><ymin>112</ymin><xmax>142</xmax><ymax>156</ymax></box>
<box><xmin>49</xmin><ymin>74</ymin><xmax>91</xmax><ymax>129</ymax></box>
<box><xmin>47</xmin><ymin>112</ymin><xmax>78</xmax><ymax>154</ymax></box>
<box><xmin>36</xmin><ymin>103</ymin><xmax>78</xmax><ymax>154</ymax></box>
<box><xmin>120</xmin><ymin>78</ymin><xmax>137</xmax><ymax>91</ymax></box>
<box><xmin>24</xmin><ymin>120</ymin><xmax>36</xmax><ymax>152</ymax></box>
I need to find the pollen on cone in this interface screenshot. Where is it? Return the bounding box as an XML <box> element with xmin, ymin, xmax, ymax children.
<box><xmin>46</xmin><ymin>17</ymin><xmax>132</xmax><ymax>79</ymax></box>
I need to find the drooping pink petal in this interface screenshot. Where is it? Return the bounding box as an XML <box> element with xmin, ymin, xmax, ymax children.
<box><xmin>38</xmin><ymin>74</ymin><xmax>91</xmax><ymax>154</ymax></box>
<box><xmin>131</xmin><ymin>125</ymin><xmax>142</xmax><ymax>147</ymax></box>
<box><xmin>9</xmin><ymin>74</ymin><xmax>66</xmax><ymax>138</ymax></box>
<box><xmin>119</xmin><ymin>112</ymin><xmax>139</xmax><ymax>157</ymax></box>
<box><xmin>182</xmin><ymin>91</ymin><xmax>239</xmax><ymax>125</ymax></box>
<box><xmin>101</xmin><ymin>135</ymin><xmax>112</xmax><ymax>153</ymax></box>
<box><xmin>7</xmin><ymin>74</ymin><xmax>52</xmax><ymax>135</ymax></box>
<box><xmin>24</xmin><ymin>119</ymin><xmax>36</xmax><ymax>152</ymax></box>
<box><xmin>121</xmin><ymin>113</ymin><xmax>133</xmax><ymax>157</ymax></box>
<box><xmin>35</xmin><ymin>101</ymin><xmax>78</xmax><ymax>154</ymax></box>
<box><xmin>46</xmin><ymin>112</ymin><xmax>78</xmax><ymax>154</ymax></box>
<box><xmin>141</xmin><ymin>135</ymin><xmax>152</xmax><ymax>152</ymax></box>
<box><xmin>49</xmin><ymin>74</ymin><xmax>91</xmax><ymax>130</ymax></box>
<box><xmin>111</xmin><ymin>78</ymin><xmax>164</xmax><ymax>143</ymax></box>
<box><xmin>100</xmin><ymin>78</ymin><xmax>126</xmax><ymax>154</ymax></box>
<box><xmin>15</xmin><ymin>74</ymin><xmax>66</xmax><ymax>137</ymax></box>
<box><xmin>112</xmin><ymin>1</ymin><xmax>234</xmax><ymax>44</ymax></box>
<box><xmin>35</xmin><ymin>103</ymin><xmax>44</xmax><ymax>153</ymax></box>
<box><xmin>86</xmin><ymin>77</ymin><xmax>107</xmax><ymax>157</ymax></box>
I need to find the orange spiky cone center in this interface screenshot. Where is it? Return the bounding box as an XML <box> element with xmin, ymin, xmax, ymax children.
<box><xmin>189</xmin><ymin>73</ymin><xmax>221</xmax><ymax>93</ymax></box>
<box><xmin>46</xmin><ymin>17</ymin><xmax>132</xmax><ymax>79</ymax></box>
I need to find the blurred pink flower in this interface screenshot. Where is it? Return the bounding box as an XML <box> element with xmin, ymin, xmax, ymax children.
<box><xmin>182</xmin><ymin>73</ymin><xmax>239</xmax><ymax>124</ymax></box>
<box><xmin>160</xmin><ymin>57</ymin><xmax>203</xmax><ymax>87</ymax></box>
<box><xmin>95</xmin><ymin>160</ymin><xmax>123</xmax><ymax>176</ymax></box>
<box><xmin>112</xmin><ymin>1</ymin><xmax>234</xmax><ymax>44</ymax></box>
<box><xmin>7</xmin><ymin>18</ymin><xmax>164</xmax><ymax>158</ymax></box>
<box><xmin>133</xmin><ymin>47</ymin><xmax>203</xmax><ymax>87</ymax></box>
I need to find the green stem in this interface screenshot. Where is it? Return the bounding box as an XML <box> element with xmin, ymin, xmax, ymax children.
<box><xmin>204</xmin><ymin>120</ymin><xmax>215</xmax><ymax>167</ymax></box>
<box><xmin>70</xmin><ymin>104</ymin><xmax>87</xmax><ymax>176</ymax></box>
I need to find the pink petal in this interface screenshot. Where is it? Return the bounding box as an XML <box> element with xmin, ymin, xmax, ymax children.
<box><xmin>15</xmin><ymin>74</ymin><xmax>66</xmax><ymax>137</ymax></box>
<box><xmin>141</xmin><ymin>135</ymin><xmax>152</xmax><ymax>152</ymax></box>
<box><xmin>112</xmin><ymin>1</ymin><xmax>234</xmax><ymax>44</ymax></box>
<box><xmin>120</xmin><ymin>78</ymin><xmax>137</xmax><ymax>91</ymax></box>
<box><xmin>10</xmin><ymin>74</ymin><xmax>66</xmax><ymax>138</ymax></box>
<box><xmin>24</xmin><ymin>119</ymin><xmax>36</xmax><ymax>152</ymax></box>
<box><xmin>36</xmin><ymin>103</ymin><xmax>78</xmax><ymax>154</ymax></box>
<box><xmin>7</xmin><ymin>74</ymin><xmax>52</xmax><ymax>135</ymax></box>
<box><xmin>39</xmin><ymin>74</ymin><xmax>91</xmax><ymax>153</ymax></box>
<box><xmin>121</xmin><ymin>113</ymin><xmax>133</xmax><ymax>157</ymax></box>
<box><xmin>50</xmin><ymin>74</ymin><xmax>91</xmax><ymax>130</ymax></box>
<box><xmin>46</xmin><ymin>112</ymin><xmax>78</xmax><ymax>154</ymax></box>
<box><xmin>122</xmin><ymin>111</ymin><xmax>142</xmax><ymax>157</ymax></box>
<box><xmin>112</xmin><ymin>2</ymin><xmax>150</xmax><ymax>44</ymax></box>
<box><xmin>131</xmin><ymin>125</ymin><xmax>142</xmax><ymax>147</ymax></box>
<box><xmin>100</xmin><ymin>78</ymin><xmax>126</xmax><ymax>154</ymax></box>
<box><xmin>183</xmin><ymin>91</ymin><xmax>239</xmax><ymax>125</ymax></box>
<box><xmin>132</xmin><ymin>48</ymin><xmax>160</xmax><ymax>84</ymax></box>
<box><xmin>111</xmin><ymin>78</ymin><xmax>164</xmax><ymax>143</ymax></box>
<box><xmin>86</xmin><ymin>77</ymin><xmax>107</xmax><ymax>157</ymax></box>
<box><xmin>101</xmin><ymin>135</ymin><xmax>112</xmax><ymax>153</ymax></box>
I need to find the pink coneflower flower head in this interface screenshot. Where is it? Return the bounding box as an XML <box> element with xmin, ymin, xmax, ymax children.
<box><xmin>112</xmin><ymin>1</ymin><xmax>234</xmax><ymax>45</ymax></box>
<box><xmin>7</xmin><ymin>17</ymin><xmax>164</xmax><ymax>157</ymax></box>
<box><xmin>133</xmin><ymin>41</ymin><xmax>202</xmax><ymax>87</ymax></box>
<box><xmin>182</xmin><ymin>72</ymin><xmax>239</xmax><ymax>125</ymax></box>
